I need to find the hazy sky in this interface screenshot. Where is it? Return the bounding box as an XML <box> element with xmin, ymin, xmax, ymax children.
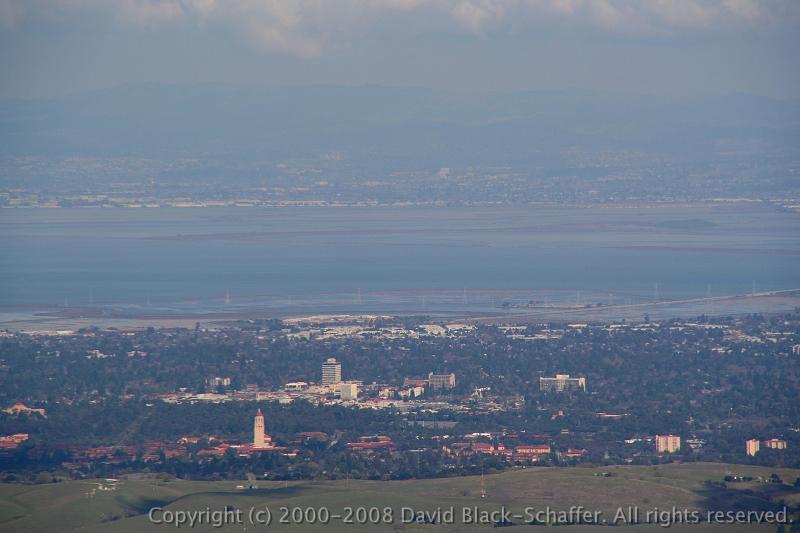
<box><xmin>1</xmin><ymin>0</ymin><xmax>799</xmax><ymax>99</ymax></box>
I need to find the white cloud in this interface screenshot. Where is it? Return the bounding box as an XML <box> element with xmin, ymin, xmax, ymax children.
<box><xmin>1</xmin><ymin>0</ymin><xmax>796</xmax><ymax>56</ymax></box>
<box><xmin>448</xmin><ymin>0</ymin><xmax>507</xmax><ymax>33</ymax></box>
<box><xmin>587</xmin><ymin>0</ymin><xmax>624</xmax><ymax>31</ymax></box>
<box><xmin>238</xmin><ymin>2</ymin><xmax>323</xmax><ymax>58</ymax></box>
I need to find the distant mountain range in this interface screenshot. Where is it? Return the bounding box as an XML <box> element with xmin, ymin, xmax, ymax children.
<box><xmin>1</xmin><ymin>84</ymin><xmax>797</xmax><ymax>166</ymax></box>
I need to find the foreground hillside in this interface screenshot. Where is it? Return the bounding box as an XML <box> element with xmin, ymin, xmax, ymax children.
<box><xmin>1</xmin><ymin>463</ymin><xmax>798</xmax><ymax>532</ymax></box>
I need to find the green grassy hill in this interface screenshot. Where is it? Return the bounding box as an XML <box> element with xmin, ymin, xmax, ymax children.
<box><xmin>1</xmin><ymin>463</ymin><xmax>798</xmax><ymax>532</ymax></box>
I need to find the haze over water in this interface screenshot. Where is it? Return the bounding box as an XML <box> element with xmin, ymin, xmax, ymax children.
<box><xmin>1</xmin><ymin>202</ymin><xmax>798</xmax><ymax>320</ymax></box>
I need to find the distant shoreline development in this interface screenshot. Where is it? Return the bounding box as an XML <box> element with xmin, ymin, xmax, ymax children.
<box><xmin>1</xmin><ymin>288</ymin><xmax>799</xmax><ymax>333</ymax></box>
<box><xmin>469</xmin><ymin>288</ymin><xmax>800</xmax><ymax>324</ymax></box>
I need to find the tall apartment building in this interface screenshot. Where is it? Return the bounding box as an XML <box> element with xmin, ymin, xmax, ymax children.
<box><xmin>539</xmin><ymin>374</ymin><xmax>586</xmax><ymax>393</ymax></box>
<box><xmin>322</xmin><ymin>357</ymin><xmax>342</xmax><ymax>386</ymax></box>
<box><xmin>428</xmin><ymin>372</ymin><xmax>456</xmax><ymax>391</ymax></box>
<box><xmin>746</xmin><ymin>438</ymin><xmax>760</xmax><ymax>456</ymax></box>
<box><xmin>655</xmin><ymin>434</ymin><xmax>681</xmax><ymax>454</ymax></box>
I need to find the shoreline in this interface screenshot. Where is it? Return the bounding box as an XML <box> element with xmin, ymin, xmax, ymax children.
<box><xmin>2</xmin><ymin>289</ymin><xmax>798</xmax><ymax>332</ymax></box>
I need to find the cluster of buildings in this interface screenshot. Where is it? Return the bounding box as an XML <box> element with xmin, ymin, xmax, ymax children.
<box><xmin>651</xmin><ymin>435</ymin><xmax>790</xmax><ymax>457</ymax></box>
<box><xmin>0</xmin><ymin>433</ymin><xmax>29</xmax><ymax>452</ymax></box>
<box><xmin>271</xmin><ymin>317</ymin><xmax>798</xmax><ymax>359</ymax></box>
<box><xmin>3</xmin><ymin>402</ymin><xmax>46</xmax><ymax>417</ymax></box>
<box><xmin>321</xmin><ymin>357</ymin><xmax>359</xmax><ymax>399</ymax></box>
<box><xmin>346</xmin><ymin>435</ymin><xmax>394</xmax><ymax>451</ymax></box>
<box><xmin>63</xmin><ymin>441</ymin><xmax>188</xmax><ymax>469</ymax></box>
<box><xmin>164</xmin><ymin>356</ymin><xmax>463</xmax><ymax>411</ymax></box>
<box><xmin>282</xmin><ymin>317</ymin><xmax>477</xmax><ymax>342</ymax></box>
<box><xmin>59</xmin><ymin>411</ymin><xmax>294</xmax><ymax>471</ymax></box>
<box><xmin>402</xmin><ymin>372</ymin><xmax>456</xmax><ymax>392</ymax></box>
<box><xmin>187</xmin><ymin>409</ymin><xmax>304</xmax><ymax>459</ymax></box>
<box><xmin>444</xmin><ymin>442</ymin><xmax>554</xmax><ymax>462</ymax></box>
<box><xmin>336</xmin><ymin>429</ymin><xmax>590</xmax><ymax>464</ymax></box>
<box><xmin>321</xmin><ymin>359</ymin><xmax>456</xmax><ymax>400</ymax></box>
<box><xmin>277</xmin><ymin>318</ymin><xmax>797</xmax><ymax>354</ymax></box>
<box><xmin>436</xmin><ymin>431</ymin><xmax>590</xmax><ymax>463</ymax></box>
<box><xmin>746</xmin><ymin>438</ymin><xmax>788</xmax><ymax>456</ymax></box>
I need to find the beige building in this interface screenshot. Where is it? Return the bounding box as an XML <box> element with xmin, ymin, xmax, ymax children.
<box><xmin>428</xmin><ymin>372</ymin><xmax>456</xmax><ymax>391</ymax></box>
<box><xmin>339</xmin><ymin>382</ymin><xmax>359</xmax><ymax>401</ymax></box>
<box><xmin>763</xmin><ymin>438</ymin><xmax>787</xmax><ymax>450</ymax></box>
<box><xmin>539</xmin><ymin>374</ymin><xmax>586</xmax><ymax>393</ymax></box>
<box><xmin>322</xmin><ymin>358</ymin><xmax>342</xmax><ymax>386</ymax></box>
<box><xmin>746</xmin><ymin>438</ymin><xmax>760</xmax><ymax>456</ymax></box>
<box><xmin>399</xmin><ymin>386</ymin><xmax>425</xmax><ymax>399</ymax></box>
<box><xmin>655</xmin><ymin>434</ymin><xmax>681</xmax><ymax>454</ymax></box>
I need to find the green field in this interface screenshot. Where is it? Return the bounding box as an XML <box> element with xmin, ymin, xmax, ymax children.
<box><xmin>1</xmin><ymin>463</ymin><xmax>798</xmax><ymax>532</ymax></box>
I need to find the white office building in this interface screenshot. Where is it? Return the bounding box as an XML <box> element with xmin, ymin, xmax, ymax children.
<box><xmin>322</xmin><ymin>357</ymin><xmax>342</xmax><ymax>386</ymax></box>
